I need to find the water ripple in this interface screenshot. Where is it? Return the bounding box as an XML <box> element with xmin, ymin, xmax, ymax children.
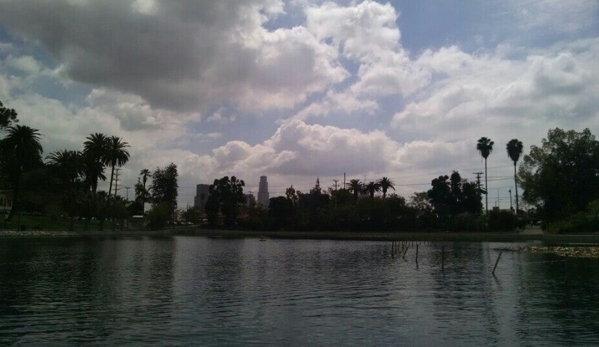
<box><xmin>1</xmin><ymin>238</ymin><xmax>599</xmax><ymax>345</ymax></box>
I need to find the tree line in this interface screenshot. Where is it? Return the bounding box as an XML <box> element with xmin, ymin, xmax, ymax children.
<box><xmin>0</xmin><ymin>100</ymin><xmax>178</xmax><ymax>230</ymax></box>
<box><xmin>198</xmin><ymin>128</ymin><xmax>599</xmax><ymax>234</ymax></box>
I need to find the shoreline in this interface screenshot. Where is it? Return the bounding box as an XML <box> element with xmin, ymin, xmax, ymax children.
<box><xmin>1</xmin><ymin>228</ymin><xmax>599</xmax><ymax>244</ymax></box>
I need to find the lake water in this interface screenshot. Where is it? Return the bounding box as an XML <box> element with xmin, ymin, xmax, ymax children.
<box><xmin>1</xmin><ymin>236</ymin><xmax>599</xmax><ymax>346</ymax></box>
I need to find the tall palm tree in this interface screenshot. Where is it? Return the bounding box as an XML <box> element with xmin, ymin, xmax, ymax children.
<box><xmin>83</xmin><ymin>133</ymin><xmax>108</xmax><ymax>194</ymax></box>
<box><xmin>347</xmin><ymin>179</ymin><xmax>363</xmax><ymax>202</ymax></box>
<box><xmin>476</xmin><ymin>137</ymin><xmax>494</xmax><ymax>214</ymax></box>
<box><xmin>506</xmin><ymin>139</ymin><xmax>523</xmax><ymax>214</ymax></box>
<box><xmin>364</xmin><ymin>181</ymin><xmax>380</xmax><ymax>199</ymax></box>
<box><xmin>0</xmin><ymin>125</ymin><xmax>43</xmax><ymax>221</ymax></box>
<box><xmin>104</xmin><ymin>136</ymin><xmax>130</xmax><ymax>198</ymax></box>
<box><xmin>377</xmin><ymin>177</ymin><xmax>395</xmax><ymax>198</ymax></box>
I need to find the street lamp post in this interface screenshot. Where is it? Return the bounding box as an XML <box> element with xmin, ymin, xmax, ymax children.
<box><xmin>496</xmin><ymin>188</ymin><xmax>501</xmax><ymax>209</ymax></box>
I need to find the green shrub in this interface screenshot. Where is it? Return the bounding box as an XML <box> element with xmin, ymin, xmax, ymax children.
<box><xmin>146</xmin><ymin>203</ymin><xmax>170</xmax><ymax>230</ymax></box>
<box><xmin>452</xmin><ymin>212</ymin><xmax>486</xmax><ymax>231</ymax></box>
<box><xmin>488</xmin><ymin>210</ymin><xmax>517</xmax><ymax>231</ymax></box>
<box><xmin>546</xmin><ymin>213</ymin><xmax>596</xmax><ymax>234</ymax></box>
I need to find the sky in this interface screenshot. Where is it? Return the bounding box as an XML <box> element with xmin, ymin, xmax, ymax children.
<box><xmin>0</xmin><ymin>0</ymin><xmax>598</xmax><ymax>209</ymax></box>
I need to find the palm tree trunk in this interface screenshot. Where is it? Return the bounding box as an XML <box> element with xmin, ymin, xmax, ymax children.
<box><xmin>142</xmin><ymin>181</ymin><xmax>147</xmax><ymax>214</ymax></box>
<box><xmin>514</xmin><ymin>163</ymin><xmax>519</xmax><ymax>214</ymax></box>
<box><xmin>108</xmin><ymin>164</ymin><xmax>115</xmax><ymax>198</ymax></box>
<box><xmin>6</xmin><ymin>174</ymin><xmax>21</xmax><ymax>222</ymax></box>
<box><xmin>7</xmin><ymin>189</ymin><xmax>18</xmax><ymax>222</ymax></box>
<box><xmin>108</xmin><ymin>164</ymin><xmax>115</xmax><ymax>230</ymax></box>
<box><xmin>485</xmin><ymin>159</ymin><xmax>488</xmax><ymax>214</ymax></box>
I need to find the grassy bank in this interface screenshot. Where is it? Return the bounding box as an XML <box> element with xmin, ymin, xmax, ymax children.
<box><xmin>0</xmin><ymin>212</ymin><xmax>103</xmax><ymax>231</ymax></box>
<box><xmin>4</xmin><ymin>227</ymin><xmax>588</xmax><ymax>244</ymax></box>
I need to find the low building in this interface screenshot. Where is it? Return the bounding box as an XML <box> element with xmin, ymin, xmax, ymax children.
<box><xmin>245</xmin><ymin>193</ymin><xmax>256</xmax><ymax>208</ymax></box>
<box><xmin>128</xmin><ymin>215</ymin><xmax>145</xmax><ymax>230</ymax></box>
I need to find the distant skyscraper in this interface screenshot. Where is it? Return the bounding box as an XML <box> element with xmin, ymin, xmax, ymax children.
<box><xmin>244</xmin><ymin>193</ymin><xmax>256</xmax><ymax>208</ymax></box>
<box><xmin>257</xmin><ymin>176</ymin><xmax>269</xmax><ymax>207</ymax></box>
<box><xmin>194</xmin><ymin>184</ymin><xmax>210</xmax><ymax>213</ymax></box>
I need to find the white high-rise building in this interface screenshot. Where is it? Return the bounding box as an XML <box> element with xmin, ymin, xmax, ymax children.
<box><xmin>257</xmin><ymin>176</ymin><xmax>269</xmax><ymax>208</ymax></box>
<box><xmin>194</xmin><ymin>184</ymin><xmax>210</xmax><ymax>213</ymax></box>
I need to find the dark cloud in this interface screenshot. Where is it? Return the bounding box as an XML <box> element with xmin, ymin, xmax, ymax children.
<box><xmin>0</xmin><ymin>0</ymin><xmax>344</xmax><ymax>113</ymax></box>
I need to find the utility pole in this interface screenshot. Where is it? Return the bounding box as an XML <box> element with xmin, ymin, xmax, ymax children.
<box><xmin>497</xmin><ymin>188</ymin><xmax>500</xmax><ymax>209</ymax></box>
<box><xmin>509</xmin><ymin>189</ymin><xmax>513</xmax><ymax>212</ymax></box>
<box><xmin>333</xmin><ymin>179</ymin><xmax>339</xmax><ymax>208</ymax></box>
<box><xmin>473</xmin><ymin>171</ymin><xmax>484</xmax><ymax>209</ymax></box>
<box><xmin>473</xmin><ymin>172</ymin><xmax>483</xmax><ymax>190</ymax></box>
<box><xmin>343</xmin><ymin>173</ymin><xmax>346</xmax><ymax>190</ymax></box>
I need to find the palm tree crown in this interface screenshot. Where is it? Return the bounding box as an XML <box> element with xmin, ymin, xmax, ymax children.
<box><xmin>377</xmin><ymin>177</ymin><xmax>395</xmax><ymax>198</ymax></box>
<box><xmin>0</xmin><ymin>124</ymin><xmax>43</xmax><ymax>170</ymax></box>
<box><xmin>506</xmin><ymin>139</ymin><xmax>523</xmax><ymax>164</ymax></box>
<box><xmin>0</xmin><ymin>124</ymin><xmax>43</xmax><ymax>221</ymax></box>
<box><xmin>83</xmin><ymin>133</ymin><xmax>109</xmax><ymax>194</ymax></box>
<box><xmin>364</xmin><ymin>181</ymin><xmax>381</xmax><ymax>199</ymax></box>
<box><xmin>506</xmin><ymin>139</ymin><xmax>523</xmax><ymax>213</ymax></box>
<box><xmin>83</xmin><ymin>133</ymin><xmax>108</xmax><ymax>159</ymax></box>
<box><xmin>46</xmin><ymin>149</ymin><xmax>84</xmax><ymax>186</ymax></box>
<box><xmin>476</xmin><ymin>137</ymin><xmax>494</xmax><ymax>159</ymax></box>
<box><xmin>104</xmin><ymin>136</ymin><xmax>130</xmax><ymax>168</ymax></box>
<box><xmin>104</xmin><ymin>136</ymin><xmax>130</xmax><ymax>197</ymax></box>
<box><xmin>347</xmin><ymin>179</ymin><xmax>363</xmax><ymax>202</ymax></box>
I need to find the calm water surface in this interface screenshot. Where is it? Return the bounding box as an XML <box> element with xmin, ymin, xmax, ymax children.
<box><xmin>1</xmin><ymin>236</ymin><xmax>599</xmax><ymax>346</ymax></box>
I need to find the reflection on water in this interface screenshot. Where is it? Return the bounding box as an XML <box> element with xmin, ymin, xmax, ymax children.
<box><xmin>1</xmin><ymin>237</ymin><xmax>598</xmax><ymax>345</ymax></box>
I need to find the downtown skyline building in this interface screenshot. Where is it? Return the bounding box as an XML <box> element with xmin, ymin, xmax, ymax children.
<box><xmin>244</xmin><ymin>193</ymin><xmax>256</xmax><ymax>208</ymax></box>
<box><xmin>194</xmin><ymin>184</ymin><xmax>210</xmax><ymax>213</ymax></box>
<box><xmin>257</xmin><ymin>176</ymin><xmax>269</xmax><ymax>208</ymax></box>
